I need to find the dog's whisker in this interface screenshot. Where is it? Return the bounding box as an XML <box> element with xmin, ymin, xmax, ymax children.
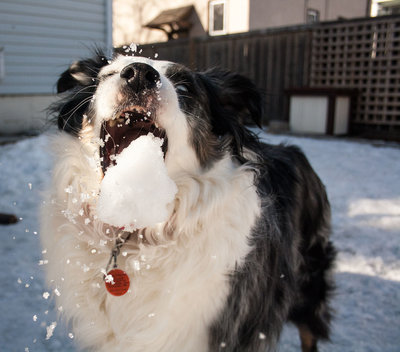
<box><xmin>70</xmin><ymin>85</ymin><xmax>98</xmax><ymax>98</ymax></box>
<box><xmin>60</xmin><ymin>97</ymin><xmax>94</xmax><ymax>130</ymax></box>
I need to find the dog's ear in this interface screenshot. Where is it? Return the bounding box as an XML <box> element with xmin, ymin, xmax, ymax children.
<box><xmin>57</xmin><ymin>61</ymin><xmax>94</xmax><ymax>93</ymax></box>
<box><xmin>201</xmin><ymin>68</ymin><xmax>263</xmax><ymax>128</ymax></box>
<box><xmin>198</xmin><ymin>69</ymin><xmax>263</xmax><ymax>162</ymax></box>
<box><xmin>57</xmin><ymin>53</ymin><xmax>109</xmax><ymax>93</ymax></box>
<box><xmin>51</xmin><ymin>52</ymin><xmax>109</xmax><ymax>134</ymax></box>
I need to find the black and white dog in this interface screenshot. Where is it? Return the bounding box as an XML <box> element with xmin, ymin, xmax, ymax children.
<box><xmin>41</xmin><ymin>52</ymin><xmax>335</xmax><ymax>352</ymax></box>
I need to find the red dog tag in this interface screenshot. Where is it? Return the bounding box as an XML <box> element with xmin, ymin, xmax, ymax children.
<box><xmin>105</xmin><ymin>269</ymin><xmax>130</xmax><ymax>296</ymax></box>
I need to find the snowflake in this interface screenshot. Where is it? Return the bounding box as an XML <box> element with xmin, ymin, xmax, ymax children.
<box><xmin>104</xmin><ymin>274</ymin><xmax>114</xmax><ymax>285</ymax></box>
<box><xmin>45</xmin><ymin>322</ymin><xmax>57</xmax><ymax>340</ymax></box>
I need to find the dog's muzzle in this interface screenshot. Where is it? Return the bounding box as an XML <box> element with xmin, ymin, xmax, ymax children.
<box><xmin>100</xmin><ymin>63</ymin><xmax>167</xmax><ymax>174</ymax></box>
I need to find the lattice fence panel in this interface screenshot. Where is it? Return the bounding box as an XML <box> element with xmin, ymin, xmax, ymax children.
<box><xmin>311</xmin><ymin>17</ymin><xmax>400</xmax><ymax>137</ymax></box>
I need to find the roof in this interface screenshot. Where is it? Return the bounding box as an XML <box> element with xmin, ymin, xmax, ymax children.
<box><xmin>145</xmin><ymin>5</ymin><xmax>194</xmax><ymax>30</ymax></box>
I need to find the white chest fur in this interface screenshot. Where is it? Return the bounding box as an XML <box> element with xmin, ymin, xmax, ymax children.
<box><xmin>40</xmin><ymin>135</ymin><xmax>260</xmax><ymax>352</ymax></box>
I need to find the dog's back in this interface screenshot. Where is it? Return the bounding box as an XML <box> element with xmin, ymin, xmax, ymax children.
<box><xmin>209</xmin><ymin>142</ymin><xmax>335</xmax><ymax>352</ymax></box>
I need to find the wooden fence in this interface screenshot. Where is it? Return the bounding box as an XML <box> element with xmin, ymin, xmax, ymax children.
<box><xmin>136</xmin><ymin>15</ymin><xmax>400</xmax><ymax>140</ymax></box>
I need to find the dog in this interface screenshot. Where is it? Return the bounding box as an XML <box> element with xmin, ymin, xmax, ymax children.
<box><xmin>41</xmin><ymin>51</ymin><xmax>335</xmax><ymax>352</ymax></box>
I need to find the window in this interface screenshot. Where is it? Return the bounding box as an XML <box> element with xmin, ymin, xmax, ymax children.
<box><xmin>209</xmin><ymin>0</ymin><xmax>227</xmax><ymax>36</ymax></box>
<box><xmin>378</xmin><ymin>2</ymin><xmax>400</xmax><ymax>15</ymax></box>
<box><xmin>306</xmin><ymin>8</ymin><xmax>320</xmax><ymax>24</ymax></box>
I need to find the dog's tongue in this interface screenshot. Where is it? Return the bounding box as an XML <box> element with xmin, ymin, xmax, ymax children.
<box><xmin>96</xmin><ymin>133</ymin><xmax>177</xmax><ymax>231</ymax></box>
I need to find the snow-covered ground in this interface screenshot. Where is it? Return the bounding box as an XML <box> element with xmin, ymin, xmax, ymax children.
<box><xmin>0</xmin><ymin>130</ymin><xmax>399</xmax><ymax>352</ymax></box>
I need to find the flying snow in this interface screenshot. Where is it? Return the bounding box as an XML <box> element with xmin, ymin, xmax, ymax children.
<box><xmin>96</xmin><ymin>133</ymin><xmax>177</xmax><ymax>231</ymax></box>
<box><xmin>45</xmin><ymin>322</ymin><xmax>57</xmax><ymax>340</ymax></box>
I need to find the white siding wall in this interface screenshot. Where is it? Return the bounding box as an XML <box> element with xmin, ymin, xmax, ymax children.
<box><xmin>0</xmin><ymin>0</ymin><xmax>109</xmax><ymax>95</ymax></box>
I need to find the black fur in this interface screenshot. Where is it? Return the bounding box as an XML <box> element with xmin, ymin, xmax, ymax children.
<box><xmin>165</xmin><ymin>65</ymin><xmax>263</xmax><ymax>167</ymax></box>
<box><xmin>175</xmin><ymin>65</ymin><xmax>336</xmax><ymax>351</ymax></box>
<box><xmin>50</xmin><ymin>51</ymin><xmax>109</xmax><ymax>135</ymax></box>
<box><xmin>164</xmin><ymin>62</ymin><xmax>335</xmax><ymax>351</ymax></box>
<box><xmin>208</xmin><ymin>143</ymin><xmax>335</xmax><ymax>351</ymax></box>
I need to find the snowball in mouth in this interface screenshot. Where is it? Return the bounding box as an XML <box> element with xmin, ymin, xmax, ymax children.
<box><xmin>96</xmin><ymin>133</ymin><xmax>177</xmax><ymax>231</ymax></box>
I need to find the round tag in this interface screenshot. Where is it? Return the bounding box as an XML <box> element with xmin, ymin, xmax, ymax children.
<box><xmin>104</xmin><ymin>269</ymin><xmax>130</xmax><ymax>296</ymax></box>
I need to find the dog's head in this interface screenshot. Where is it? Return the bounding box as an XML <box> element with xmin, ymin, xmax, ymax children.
<box><xmin>52</xmin><ymin>52</ymin><xmax>263</xmax><ymax>174</ymax></box>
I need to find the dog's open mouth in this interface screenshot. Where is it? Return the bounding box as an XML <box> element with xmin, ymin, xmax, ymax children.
<box><xmin>100</xmin><ymin>106</ymin><xmax>167</xmax><ymax>174</ymax></box>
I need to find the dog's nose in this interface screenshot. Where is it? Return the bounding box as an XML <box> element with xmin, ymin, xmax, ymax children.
<box><xmin>120</xmin><ymin>63</ymin><xmax>160</xmax><ymax>92</ymax></box>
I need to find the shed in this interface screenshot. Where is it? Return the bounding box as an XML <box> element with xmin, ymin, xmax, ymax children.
<box><xmin>0</xmin><ymin>0</ymin><xmax>112</xmax><ymax>134</ymax></box>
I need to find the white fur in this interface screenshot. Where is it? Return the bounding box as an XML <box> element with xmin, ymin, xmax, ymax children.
<box><xmin>41</xmin><ymin>57</ymin><xmax>261</xmax><ymax>352</ymax></box>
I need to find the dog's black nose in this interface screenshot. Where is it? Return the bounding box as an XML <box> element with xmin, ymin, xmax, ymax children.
<box><xmin>120</xmin><ymin>63</ymin><xmax>160</xmax><ymax>92</ymax></box>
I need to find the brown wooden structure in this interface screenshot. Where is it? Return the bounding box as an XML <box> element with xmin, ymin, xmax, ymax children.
<box><xmin>310</xmin><ymin>16</ymin><xmax>400</xmax><ymax>139</ymax></box>
<box><xmin>133</xmin><ymin>15</ymin><xmax>400</xmax><ymax>140</ymax></box>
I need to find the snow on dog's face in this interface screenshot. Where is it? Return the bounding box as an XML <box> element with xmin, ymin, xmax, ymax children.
<box><xmin>53</xmin><ymin>52</ymin><xmax>263</xmax><ymax>174</ymax></box>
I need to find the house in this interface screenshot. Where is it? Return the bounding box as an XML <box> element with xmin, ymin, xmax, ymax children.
<box><xmin>113</xmin><ymin>0</ymin><xmax>371</xmax><ymax>46</ymax></box>
<box><xmin>370</xmin><ymin>0</ymin><xmax>400</xmax><ymax>15</ymax></box>
<box><xmin>0</xmin><ymin>0</ymin><xmax>112</xmax><ymax>135</ymax></box>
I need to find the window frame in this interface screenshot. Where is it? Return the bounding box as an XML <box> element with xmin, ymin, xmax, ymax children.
<box><xmin>306</xmin><ymin>8</ymin><xmax>320</xmax><ymax>24</ymax></box>
<box><xmin>209</xmin><ymin>0</ymin><xmax>227</xmax><ymax>36</ymax></box>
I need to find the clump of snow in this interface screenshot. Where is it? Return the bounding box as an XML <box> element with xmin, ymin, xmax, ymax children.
<box><xmin>97</xmin><ymin>133</ymin><xmax>177</xmax><ymax>231</ymax></box>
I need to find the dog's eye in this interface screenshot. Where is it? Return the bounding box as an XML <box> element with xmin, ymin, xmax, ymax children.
<box><xmin>176</xmin><ymin>84</ymin><xmax>189</xmax><ymax>93</ymax></box>
<box><xmin>101</xmin><ymin>71</ymin><xmax>118</xmax><ymax>80</ymax></box>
